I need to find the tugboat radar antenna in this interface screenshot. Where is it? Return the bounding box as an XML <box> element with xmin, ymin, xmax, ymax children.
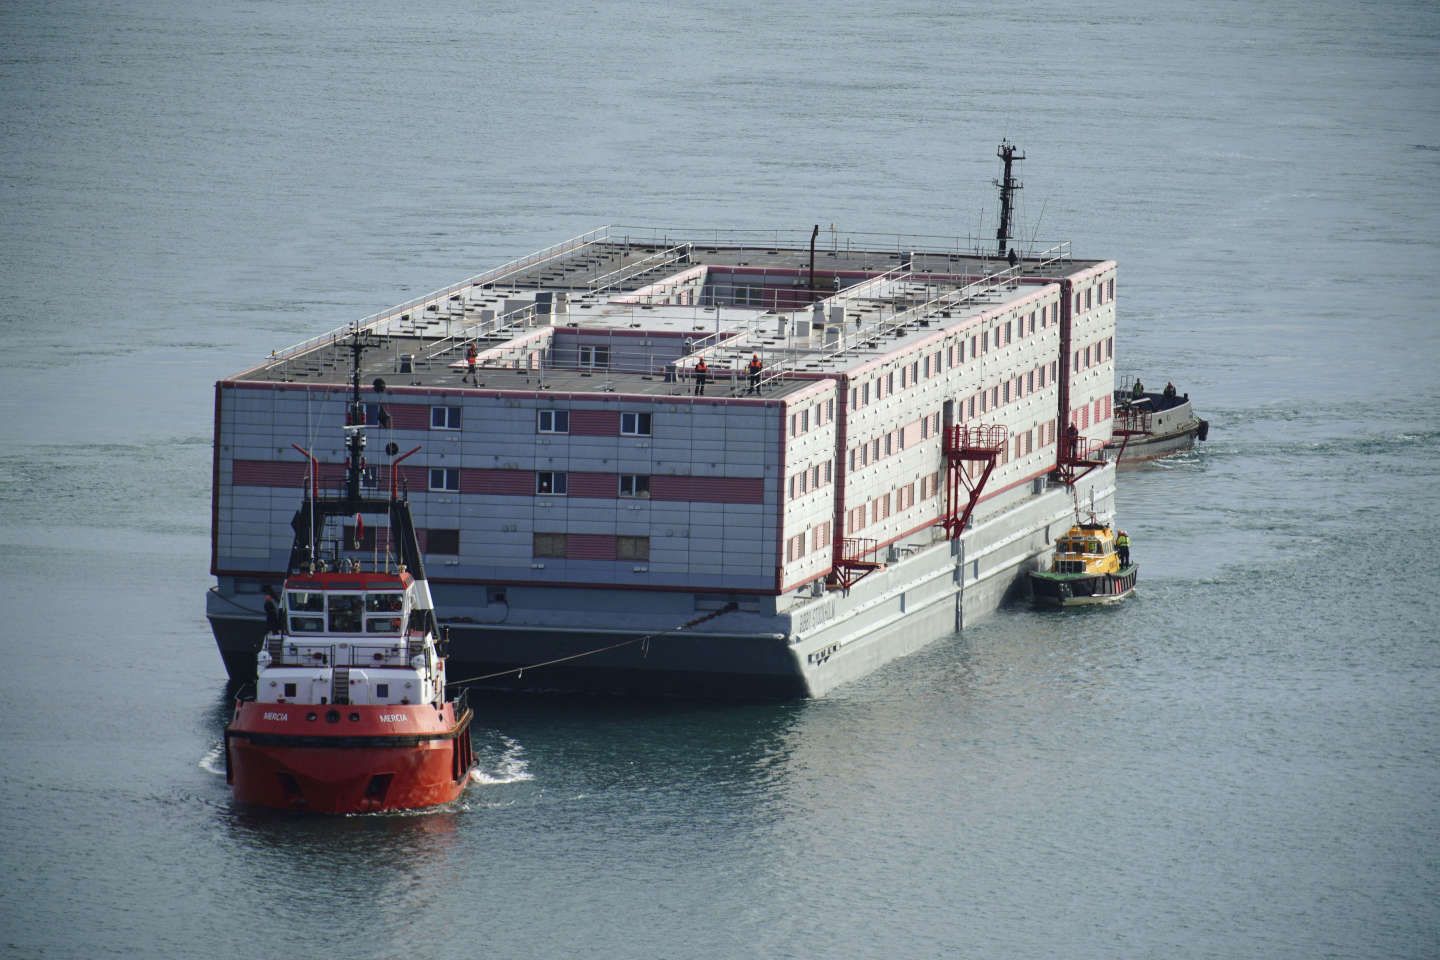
<box><xmin>994</xmin><ymin>139</ymin><xmax>1024</xmax><ymax>257</ymax></box>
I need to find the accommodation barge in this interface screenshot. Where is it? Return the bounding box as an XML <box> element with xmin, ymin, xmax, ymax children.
<box><xmin>210</xmin><ymin>215</ymin><xmax>1120</xmax><ymax>697</ymax></box>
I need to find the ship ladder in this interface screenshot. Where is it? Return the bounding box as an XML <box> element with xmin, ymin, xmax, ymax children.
<box><xmin>942</xmin><ymin>424</ymin><xmax>1007</xmax><ymax>539</ymax></box>
<box><xmin>831</xmin><ymin>537</ymin><xmax>882</xmax><ymax>593</ymax></box>
<box><xmin>1052</xmin><ymin>434</ymin><xmax>1107</xmax><ymax>487</ymax></box>
<box><xmin>332</xmin><ymin>666</ymin><xmax>350</xmax><ymax>705</ymax></box>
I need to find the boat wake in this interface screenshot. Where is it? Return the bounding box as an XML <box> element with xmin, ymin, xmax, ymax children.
<box><xmin>199</xmin><ymin>741</ymin><xmax>226</xmax><ymax>776</ymax></box>
<box><xmin>471</xmin><ymin>735</ymin><xmax>533</xmax><ymax>785</ymax></box>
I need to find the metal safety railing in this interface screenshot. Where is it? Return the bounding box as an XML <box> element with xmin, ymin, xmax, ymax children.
<box><xmin>267</xmin><ymin>226</ymin><xmax>611</xmax><ymax>365</ymax></box>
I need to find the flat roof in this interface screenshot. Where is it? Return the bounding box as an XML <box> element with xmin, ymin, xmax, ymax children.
<box><xmin>230</xmin><ymin>227</ymin><xmax>1103</xmax><ymax>397</ymax></box>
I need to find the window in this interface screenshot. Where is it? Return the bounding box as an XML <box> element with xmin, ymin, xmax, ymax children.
<box><xmin>533</xmin><ymin>533</ymin><xmax>566</xmax><ymax>557</ymax></box>
<box><xmin>537</xmin><ymin>410</ymin><xmax>569</xmax><ymax>434</ymax></box>
<box><xmin>1003</xmin><ymin>381</ymin><xmax>1011</xmax><ymax>404</ymax></box>
<box><xmin>1004</xmin><ymin>321</ymin><xmax>1012</xmax><ymax>344</ymax></box>
<box><xmin>884</xmin><ymin>433</ymin><xmax>893</xmax><ymax>456</ymax></box>
<box><xmin>800</xmin><ymin>409</ymin><xmax>809</xmax><ymax>432</ymax></box>
<box><xmin>578</xmin><ymin>345</ymin><xmax>610</xmax><ymax>369</ymax></box>
<box><xmin>1085</xmin><ymin>345</ymin><xmax>1092</xmax><ymax>368</ymax></box>
<box><xmin>619</xmin><ymin>474</ymin><xmax>650</xmax><ymax>498</ymax></box>
<box><xmin>536</xmin><ymin>471</ymin><xmax>567</xmax><ymax>495</ymax></box>
<box><xmin>786</xmin><ymin>534</ymin><xmax>806</xmax><ymax>562</ymax></box>
<box><xmin>826</xmin><ymin>400</ymin><xmax>834</xmax><ymax>421</ymax></box>
<box><xmin>824</xmin><ymin>461</ymin><xmax>832</xmax><ymax>483</ymax></box>
<box><xmin>376</xmin><ymin>683</ymin><xmax>390</xmax><ymax>699</ymax></box>
<box><xmin>283</xmin><ymin>682</ymin><xmax>297</xmax><ymax>698</ymax></box>
<box><xmin>1086</xmin><ymin>288</ymin><xmax>1093</xmax><ymax>310</ymax></box>
<box><xmin>910</xmin><ymin>361</ymin><xmax>919</xmax><ymax>383</ymax></box>
<box><xmin>620</xmin><ymin>412</ymin><xmax>652</xmax><ymax>436</ymax></box>
<box><xmin>426</xmin><ymin>529</ymin><xmax>460</xmax><ymax>554</ymax></box>
<box><xmin>428</xmin><ymin>467</ymin><xmax>459</xmax><ymax>492</ymax></box>
<box><xmin>328</xmin><ymin>594</ymin><xmax>362</xmax><ymax>633</ymax></box>
<box><xmin>431</xmin><ymin>406</ymin><xmax>461</xmax><ymax>430</ymax></box>
<box><xmin>617</xmin><ymin>536</ymin><xmax>649</xmax><ymax>561</ymax></box>
<box><xmin>1028</xmin><ymin>370</ymin><xmax>1036</xmax><ymax>393</ymax></box>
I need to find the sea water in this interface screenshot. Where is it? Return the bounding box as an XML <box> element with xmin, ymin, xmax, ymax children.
<box><xmin>1</xmin><ymin>1</ymin><xmax>1437</xmax><ymax>957</ymax></box>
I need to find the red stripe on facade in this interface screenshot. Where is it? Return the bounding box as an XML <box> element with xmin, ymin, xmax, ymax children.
<box><xmin>567</xmin><ymin>534</ymin><xmax>617</xmax><ymax>561</ymax></box>
<box><xmin>651</xmin><ymin>475</ymin><xmax>765</xmax><ymax>504</ymax></box>
<box><xmin>233</xmin><ymin>460</ymin><xmax>345</xmax><ymax>487</ymax></box>
<box><xmin>232</xmin><ymin>458</ymin><xmax>764</xmax><ymax>504</ymax></box>
<box><xmin>460</xmin><ymin>469</ymin><xmax>534</xmax><ymax>496</ymax></box>
<box><xmin>568</xmin><ymin>472</ymin><xmax>616</xmax><ymax>498</ymax></box>
<box><xmin>386</xmin><ymin>404</ymin><xmax>433</xmax><ymax>431</ymax></box>
<box><xmin>570</xmin><ymin>409</ymin><xmax>619</xmax><ymax>436</ymax></box>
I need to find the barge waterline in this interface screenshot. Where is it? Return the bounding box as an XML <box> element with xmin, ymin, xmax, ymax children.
<box><xmin>209</xmin><ymin>209</ymin><xmax>1123</xmax><ymax>698</ymax></box>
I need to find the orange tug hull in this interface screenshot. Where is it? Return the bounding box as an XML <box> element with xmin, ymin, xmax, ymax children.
<box><xmin>225</xmin><ymin>701</ymin><xmax>475</xmax><ymax>814</ymax></box>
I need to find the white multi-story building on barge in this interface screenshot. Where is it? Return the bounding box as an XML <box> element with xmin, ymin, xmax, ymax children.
<box><xmin>209</xmin><ymin>216</ymin><xmax>1119</xmax><ymax>698</ymax></box>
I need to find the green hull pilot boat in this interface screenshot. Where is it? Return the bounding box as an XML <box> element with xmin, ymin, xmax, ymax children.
<box><xmin>1029</xmin><ymin>516</ymin><xmax>1137</xmax><ymax>607</ymax></box>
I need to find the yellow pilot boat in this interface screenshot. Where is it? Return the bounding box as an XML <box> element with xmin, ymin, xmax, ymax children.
<box><xmin>1028</xmin><ymin>516</ymin><xmax>1137</xmax><ymax>607</ymax></box>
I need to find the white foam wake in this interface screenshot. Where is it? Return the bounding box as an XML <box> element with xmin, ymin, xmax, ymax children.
<box><xmin>199</xmin><ymin>741</ymin><xmax>226</xmax><ymax>776</ymax></box>
<box><xmin>471</xmin><ymin>734</ymin><xmax>533</xmax><ymax>785</ymax></box>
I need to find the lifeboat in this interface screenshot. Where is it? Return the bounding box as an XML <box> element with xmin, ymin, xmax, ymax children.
<box><xmin>224</xmin><ymin>331</ymin><xmax>475</xmax><ymax>813</ymax></box>
<box><xmin>1028</xmin><ymin>516</ymin><xmax>1137</xmax><ymax>607</ymax></box>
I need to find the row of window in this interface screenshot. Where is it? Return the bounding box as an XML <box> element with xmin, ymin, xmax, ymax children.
<box><xmin>954</xmin><ymin>361</ymin><xmax>1058</xmax><ymax>424</ymax></box>
<box><xmin>785</xmin><ymin>520</ymin><xmax>836</xmax><ymax>564</ymax></box>
<box><xmin>1070</xmin><ymin>395</ymin><xmax>1114</xmax><ymax>431</ymax></box>
<box><xmin>1073</xmin><ymin>277</ymin><xmax>1115</xmax><ymax>315</ymax></box>
<box><xmin>788</xmin><ymin>399</ymin><xmax>836</xmax><ymax>438</ymax></box>
<box><xmin>843</xmin><ymin>472</ymin><xmax>944</xmax><ymax>535</ymax></box>
<box><xmin>844</xmin><ymin>301</ymin><xmax>1060</xmax><ymax>413</ymax></box>
<box><xmin>788</xmin><ymin>460</ymin><xmax>834</xmax><ymax>500</ymax></box>
<box><xmin>849</xmin><ymin>424</ymin><xmax>908</xmax><ymax>472</ymax></box>
<box><xmin>427</xmin><ymin>468</ymin><xmax>652</xmax><ymax>497</ymax></box>
<box><xmin>537</xmin><ymin>410</ymin><xmax>651</xmax><ymax>436</ymax></box>
<box><xmin>533</xmin><ymin>533</ymin><xmax>649</xmax><ymax>561</ymax></box>
<box><xmin>396</xmin><ymin>405</ymin><xmax>656</xmax><ymax>436</ymax></box>
<box><xmin>1072</xmin><ymin>337</ymin><xmax>1114</xmax><ymax>374</ymax></box>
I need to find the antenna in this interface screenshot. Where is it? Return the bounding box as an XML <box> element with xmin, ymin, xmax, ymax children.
<box><xmin>994</xmin><ymin>140</ymin><xmax>1025</xmax><ymax>257</ymax></box>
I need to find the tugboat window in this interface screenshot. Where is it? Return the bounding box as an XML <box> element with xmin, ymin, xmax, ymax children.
<box><xmin>376</xmin><ymin>683</ymin><xmax>390</xmax><ymax>698</ymax></box>
<box><xmin>365</xmin><ymin>593</ymin><xmax>404</xmax><ymax>612</ymax></box>
<box><xmin>328</xmin><ymin>594</ymin><xmax>363</xmax><ymax>632</ymax></box>
<box><xmin>290</xmin><ymin>616</ymin><xmax>323</xmax><ymax>632</ymax></box>
<box><xmin>287</xmin><ymin>591</ymin><xmax>323</xmax><ymax>612</ymax></box>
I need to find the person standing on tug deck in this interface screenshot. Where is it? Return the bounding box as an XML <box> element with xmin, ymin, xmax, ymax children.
<box><xmin>694</xmin><ymin>357</ymin><xmax>708</xmax><ymax>395</ymax></box>
<box><xmin>747</xmin><ymin>353</ymin><xmax>763</xmax><ymax>394</ymax></box>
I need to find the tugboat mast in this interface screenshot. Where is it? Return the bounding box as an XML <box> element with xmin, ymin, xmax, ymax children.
<box><xmin>344</xmin><ymin>329</ymin><xmax>372</xmax><ymax>506</ymax></box>
<box><xmin>994</xmin><ymin>140</ymin><xmax>1024</xmax><ymax>257</ymax></box>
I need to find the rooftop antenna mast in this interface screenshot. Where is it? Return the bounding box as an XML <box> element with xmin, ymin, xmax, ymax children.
<box><xmin>994</xmin><ymin>139</ymin><xmax>1024</xmax><ymax>257</ymax></box>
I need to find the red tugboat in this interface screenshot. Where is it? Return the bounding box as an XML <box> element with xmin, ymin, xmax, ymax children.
<box><xmin>224</xmin><ymin>331</ymin><xmax>475</xmax><ymax>813</ymax></box>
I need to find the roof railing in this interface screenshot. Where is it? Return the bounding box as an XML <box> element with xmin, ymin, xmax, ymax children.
<box><xmin>265</xmin><ymin>226</ymin><xmax>612</xmax><ymax>365</ymax></box>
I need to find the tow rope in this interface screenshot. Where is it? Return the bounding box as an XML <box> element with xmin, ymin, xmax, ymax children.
<box><xmin>444</xmin><ymin>602</ymin><xmax>738</xmax><ymax>687</ymax></box>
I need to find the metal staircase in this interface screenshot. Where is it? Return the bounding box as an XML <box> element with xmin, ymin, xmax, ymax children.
<box><xmin>942</xmin><ymin>425</ymin><xmax>1008</xmax><ymax>538</ymax></box>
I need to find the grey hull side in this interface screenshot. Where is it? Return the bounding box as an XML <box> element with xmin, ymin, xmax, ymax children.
<box><xmin>209</xmin><ymin>471</ymin><xmax>1115</xmax><ymax>699</ymax></box>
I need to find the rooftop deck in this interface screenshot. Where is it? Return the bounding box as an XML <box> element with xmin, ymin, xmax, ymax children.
<box><xmin>231</xmin><ymin>226</ymin><xmax>1097</xmax><ymax>397</ymax></box>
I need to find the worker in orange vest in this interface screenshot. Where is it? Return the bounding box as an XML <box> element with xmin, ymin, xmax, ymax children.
<box><xmin>463</xmin><ymin>342</ymin><xmax>478</xmax><ymax>384</ymax></box>
<box><xmin>747</xmin><ymin>353</ymin><xmax>763</xmax><ymax>394</ymax></box>
<box><xmin>694</xmin><ymin>358</ymin><xmax>709</xmax><ymax>396</ymax></box>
